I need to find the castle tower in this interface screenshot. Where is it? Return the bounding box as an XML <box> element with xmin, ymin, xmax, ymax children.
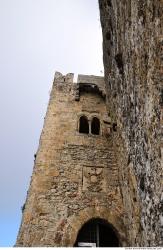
<box><xmin>16</xmin><ymin>72</ymin><xmax>127</xmax><ymax>247</ymax></box>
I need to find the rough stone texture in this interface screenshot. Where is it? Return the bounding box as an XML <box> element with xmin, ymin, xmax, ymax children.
<box><xmin>99</xmin><ymin>0</ymin><xmax>163</xmax><ymax>246</ymax></box>
<box><xmin>16</xmin><ymin>72</ymin><xmax>127</xmax><ymax>247</ymax></box>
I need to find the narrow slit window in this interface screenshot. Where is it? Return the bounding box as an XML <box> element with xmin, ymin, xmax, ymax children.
<box><xmin>113</xmin><ymin>123</ymin><xmax>117</xmax><ymax>132</ymax></box>
<box><xmin>79</xmin><ymin>116</ymin><xmax>89</xmax><ymax>134</ymax></box>
<box><xmin>91</xmin><ymin>117</ymin><xmax>100</xmax><ymax>135</ymax></box>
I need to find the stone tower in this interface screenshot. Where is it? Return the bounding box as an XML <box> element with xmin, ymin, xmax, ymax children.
<box><xmin>16</xmin><ymin>72</ymin><xmax>127</xmax><ymax>247</ymax></box>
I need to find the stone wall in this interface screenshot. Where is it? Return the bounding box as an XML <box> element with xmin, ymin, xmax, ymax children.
<box><xmin>99</xmin><ymin>0</ymin><xmax>162</xmax><ymax>246</ymax></box>
<box><xmin>16</xmin><ymin>72</ymin><xmax>127</xmax><ymax>246</ymax></box>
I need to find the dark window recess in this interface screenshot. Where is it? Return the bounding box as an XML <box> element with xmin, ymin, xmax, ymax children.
<box><xmin>115</xmin><ymin>53</ymin><xmax>124</xmax><ymax>74</ymax></box>
<box><xmin>107</xmin><ymin>0</ymin><xmax>112</xmax><ymax>7</ymax></box>
<box><xmin>113</xmin><ymin>123</ymin><xmax>117</xmax><ymax>132</ymax></box>
<box><xmin>79</xmin><ymin>116</ymin><xmax>89</xmax><ymax>134</ymax></box>
<box><xmin>106</xmin><ymin>31</ymin><xmax>111</xmax><ymax>40</ymax></box>
<box><xmin>160</xmin><ymin>89</ymin><xmax>163</xmax><ymax>106</ymax></box>
<box><xmin>91</xmin><ymin>117</ymin><xmax>100</xmax><ymax>135</ymax></box>
<box><xmin>74</xmin><ymin>218</ymin><xmax>119</xmax><ymax>247</ymax></box>
<box><xmin>107</xmin><ymin>49</ymin><xmax>111</xmax><ymax>56</ymax></box>
<box><xmin>140</xmin><ymin>175</ymin><xmax>145</xmax><ymax>192</ymax></box>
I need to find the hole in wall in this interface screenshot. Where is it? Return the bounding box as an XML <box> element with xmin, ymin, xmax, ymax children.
<box><xmin>113</xmin><ymin>123</ymin><xmax>117</xmax><ymax>132</ymax></box>
<box><xmin>133</xmin><ymin>197</ymin><xmax>137</xmax><ymax>202</ymax></box>
<box><xmin>140</xmin><ymin>175</ymin><xmax>145</xmax><ymax>192</ymax></box>
<box><xmin>107</xmin><ymin>49</ymin><xmax>111</xmax><ymax>56</ymax></box>
<box><xmin>107</xmin><ymin>0</ymin><xmax>112</xmax><ymax>7</ymax></box>
<box><xmin>106</xmin><ymin>31</ymin><xmax>111</xmax><ymax>40</ymax></box>
<box><xmin>91</xmin><ymin>117</ymin><xmax>100</xmax><ymax>135</ymax></box>
<box><xmin>79</xmin><ymin>116</ymin><xmax>89</xmax><ymax>134</ymax></box>
<box><xmin>115</xmin><ymin>53</ymin><xmax>124</xmax><ymax>74</ymax></box>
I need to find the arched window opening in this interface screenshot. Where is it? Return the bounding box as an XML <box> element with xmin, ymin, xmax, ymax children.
<box><xmin>79</xmin><ymin>116</ymin><xmax>89</xmax><ymax>134</ymax></box>
<box><xmin>91</xmin><ymin>117</ymin><xmax>100</xmax><ymax>135</ymax></box>
<box><xmin>74</xmin><ymin>218</ymin><xmax>119</xmax><ymax>247</ymax></box>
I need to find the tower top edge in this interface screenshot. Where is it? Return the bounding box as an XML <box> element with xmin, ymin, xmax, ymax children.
<box><xmin>77</xmin><ymin>74</ymin><xmax>104</xmax><ymax>85</ymax></box>
<box><xmin>54</xmin><ymin>71</ymin><xmax>104</xmax><ymax>85</ymax></box>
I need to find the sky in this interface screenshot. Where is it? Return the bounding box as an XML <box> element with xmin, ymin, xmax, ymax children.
<box><xmin>0</xmin><ymin>0</ymin><xmax>103</xmax><ymax>246</ymax></box>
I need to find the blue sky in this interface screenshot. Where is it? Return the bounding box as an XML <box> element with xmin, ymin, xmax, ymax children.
<box><xmin>0</xmin><ymin>0</ymin><xmax>103</xmax><ymax>246</ymax></box>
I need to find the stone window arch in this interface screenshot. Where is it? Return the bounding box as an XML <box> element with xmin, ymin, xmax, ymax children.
<box><xmin>79</xmin><ymin>116</ymin><xmax>89</xmax><ymax>134</ymax></box>
<box><xmin>91</xmin><ymin>117</ymin><xmax>100</xmax><ymax>135</ymax></box>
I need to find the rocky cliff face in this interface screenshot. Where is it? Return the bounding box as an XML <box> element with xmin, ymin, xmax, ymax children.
<box><xmin>99</xmin><ymin>0</ymin><xmax>162</xmax><ymax>246</ymax></box>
